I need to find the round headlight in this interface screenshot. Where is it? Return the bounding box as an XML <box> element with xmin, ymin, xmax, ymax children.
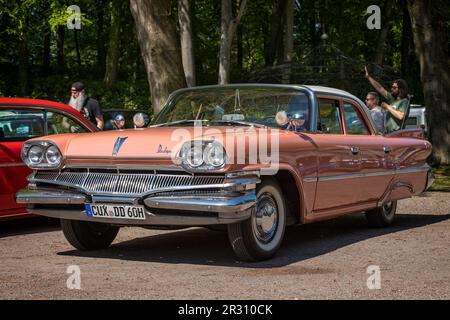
<box><xmin>204</xmin><ymin>143</ymin><xmax>225</xmax><ymax>167</ymax></box>
<box><xmin>185</xmin><ymin>146</ymin><xmax>204</xmax><ymax>168</ymax></box>
<box><xmin>45</xmin><ymin>146</ymin><xmax>62</xmax><ymax>165</ymax></box>
<box><xmin>27</xmin><ymin>145</ymin><xmax>44</xmax><ymax>165</ymax></box>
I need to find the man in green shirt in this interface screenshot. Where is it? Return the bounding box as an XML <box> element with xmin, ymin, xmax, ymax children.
<box><xmin>365</xmin><ymin>66</ymin><xmax>410</xmax><ymax>133</ymax></box>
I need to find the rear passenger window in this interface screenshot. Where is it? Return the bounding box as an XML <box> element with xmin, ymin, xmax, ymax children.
<box><xmin>0</xmin><ymin>110</ymin><xmax>45</xmax><ymax>141</ymax></box>
<box><xmin>47</xmin><ymin>112</ymin><xmax>88</xmax><ymax>134</ymax></box>
<box><xmin>317</xmin><ymin>99</ymin><xmax>342</xmax><ymax>134</ymax></box>
<box><xmin>343</xmin><ymin>102</ymin><xmax>369</xmax><ymax>135</ymax></box>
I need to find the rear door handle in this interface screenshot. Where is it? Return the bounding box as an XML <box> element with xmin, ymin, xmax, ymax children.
<box><xmin>383</xmin><ymin>146</ymin><xmax>391</xmax><ymax>153</ymax></box>
<box><xmin>351</xmin><ymin>146</ymin><xmax>360</xmax><ymax>154</ymax></box>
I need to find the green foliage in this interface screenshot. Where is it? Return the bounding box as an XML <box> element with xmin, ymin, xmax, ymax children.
<box><xmin>430</xmin><ymin>166</ymin><xmax>450</xmax><ymax>192</ymax></box>
<box><xmin>27</xmin><ymin>76</ymin><xmax>151</xmax><ymax>113</ymax></box>
<box><xmin>1</xmin><ymin>0</ymin><xmax>449</xmax><ymax>110</ymax></box>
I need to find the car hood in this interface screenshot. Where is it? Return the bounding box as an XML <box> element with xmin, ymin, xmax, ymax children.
<box><xmin>43</xmin><ymin>126</ymin><xmax>285</xmax><ymax>160</ymax></box>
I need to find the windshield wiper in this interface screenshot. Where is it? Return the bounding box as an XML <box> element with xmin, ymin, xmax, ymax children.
<box><xmin>151</xmin><ymin>120</ymin><xmax>208</xmax><ymax>127</ymax></box>
<box><xmin>210</xmin><ymin>120</ymin><xmax>266</xmax><ymax>128</ymax></box>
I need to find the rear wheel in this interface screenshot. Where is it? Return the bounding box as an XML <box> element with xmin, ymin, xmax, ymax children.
<box><xmin>60</xmin><ymin>219</ymin><xmax>119</xmax><ymax>250</ymax></box>
<box><xmin>227</xmin><ymin>179</ymin><xmax>287</xmax><ymax>261</ymax></box>
<box><xmin>365</xmin><ymin>201</ymin><xmax>397</xmax><ymax>228</ymax></box>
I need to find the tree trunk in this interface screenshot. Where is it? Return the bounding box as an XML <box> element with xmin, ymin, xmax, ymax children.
<box><xmin>97</xmin><ymin>1</ymin><xmax>107</xmax><ymax>78</ymax></box>
<box><xmin>373</xmin><ymin>0</ymin><xmax>394</xmax><ymax>76</ymax></box>
<box><xmin>237</xmin><ymin>25</ymin><xmax>243</xmax><ymax>72</ymax></box>
<box><xmin>178</xmin><ymin>0</ymin><xmax>196</xmax><ymax>87</ymax></box>
<box><xmin>408</xmin><ymin>0</ymin><xmax>450</xmax><ymax>165</ymax></box>
<box><xmin>281</xmin><ymin>0</ymin><xmax>294</xmax><ymax>84</ymax></box>
<box><xmin>130</xmin><ymin>0</ymin><xmax>187</xmax><ymax>114</ymax></box>
<box><xmin>105</xmin><ymin>0</ymin><xmax>121</xmax><ymax>88</ymax></box>
<box><xmin>57</xmin><ymin>26</ymin><xmax>65</xmax><ymax>73</ymax></box>
<box><xmin>18</xmin><ymin>36</ymin><xmax>28</xmax><ymax>96</ymax></box>
<box><xmin>218</xmin><ymin>0</ymin><xmax>248</xmax><ymax>84</ymax></box>
<box><xmin>264</xmin><ymin>0</ymin><xmax>286</xmax><ymax>67</ymax></box>
<box><xmin>42</xmin><ymin>28</ymin><xmax>51</xmax><ymax>75</ymax></box>
<box><xmin>401</xmin><ymin>0</ymin><xmax>416</xmax><ymax>80</ymax></box>
<box><xmin>74</xmin><ymin>29</ymin><xmax>81</xmax><ymax>67</ymax></box>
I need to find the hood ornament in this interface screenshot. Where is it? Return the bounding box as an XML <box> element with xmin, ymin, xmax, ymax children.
<box><xmin>112</xmin><ymin>137</ymin><xmax>128</xmax><ymax>156</ymax></box>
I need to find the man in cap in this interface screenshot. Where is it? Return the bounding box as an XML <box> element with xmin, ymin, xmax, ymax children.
<box><xmin>69</xmin><ymin>82</ymin><xmax>104</xmax><ymax>130</ymax></box>
<box><xmin>111</xmin><ymin>113</ymin><xmax>126</xmax><ymax>130</ymax></box>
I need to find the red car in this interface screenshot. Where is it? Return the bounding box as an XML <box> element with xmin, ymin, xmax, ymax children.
<box><xmin>0</xmin><ymin>98</ymin><xmax>97</xmax><ymax>221</ymax></box>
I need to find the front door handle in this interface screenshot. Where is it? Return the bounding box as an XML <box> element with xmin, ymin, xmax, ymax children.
<box><xmin>351</xmin><ymin>146</ymin><xmax>360</xmax><ymax>154</ymax></box>
<box><xmin>383</xmin><ymin>146</ymin><xmax>391</xmax><ymax>153</ymax></box>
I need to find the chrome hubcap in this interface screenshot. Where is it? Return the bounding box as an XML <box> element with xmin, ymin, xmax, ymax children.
<box><xmin>252</xmin><ymin>193</ymin><xmax>278</xmax><ymax>244</ymax></box>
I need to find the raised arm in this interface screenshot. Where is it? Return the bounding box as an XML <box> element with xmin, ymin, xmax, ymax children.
<box><xmin>365</xmin><ymin>66</ymin><xmax>388</xmax><ymax>99</ymax></box>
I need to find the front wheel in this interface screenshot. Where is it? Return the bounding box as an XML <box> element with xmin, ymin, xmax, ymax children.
<box><xmin>365</xmin><ymin>201</ymin><xmax>397</xmax><ymax>228</ymax></box>
<box><xmin>60</xmin><ymin>219</ymin><xmax>119</xmax><ymax>250</ymax></box>
<box><xmin>227</xmin><ymin>178</ymin><xmax>287</xmax><ymax>261</ymax></box>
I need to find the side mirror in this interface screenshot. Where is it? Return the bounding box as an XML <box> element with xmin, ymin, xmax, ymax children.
<box><xmin>133</xmin><ymin>112</ymin><xmax>149</xmax><ymax>128</ymax></box>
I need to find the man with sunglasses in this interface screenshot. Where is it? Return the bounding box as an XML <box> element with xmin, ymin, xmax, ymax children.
<box><xmin>69</xmin><ymin>82</ymin><xmax>104</xmax><ymax>130</ymax></box>
<box><xmin>365</xmin><ymin>91</ymin><xmax>384</xmax><ymax>133</ymax></box>
<box><xmin>365</xmin><ymin>66</ymin><xmax>410</xmax><ymax>133</ymax></box>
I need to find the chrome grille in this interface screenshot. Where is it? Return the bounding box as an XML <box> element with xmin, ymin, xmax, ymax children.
<box><xmin>33</xmin><ymin>170</ymin><xmax>225</xmax><ymax>195</ymax></box>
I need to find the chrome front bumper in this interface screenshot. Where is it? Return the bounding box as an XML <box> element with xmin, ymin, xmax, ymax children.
<box><xmin>16</xmin><ymin>173</ymin><xmax>259</xmax><ymax>226</ymax></box>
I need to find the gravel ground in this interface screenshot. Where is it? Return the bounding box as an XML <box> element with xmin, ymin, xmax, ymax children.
<box><xmin>0</xmin><ymin>192</ymin><xmax>449</xmax><ymax>300</ymax></box>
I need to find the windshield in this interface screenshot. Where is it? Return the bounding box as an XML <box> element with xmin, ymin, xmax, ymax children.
<box><xmin>154</xmin><ymin>87</ymin><xmax>311</xmax><ymax>129</ymax></box>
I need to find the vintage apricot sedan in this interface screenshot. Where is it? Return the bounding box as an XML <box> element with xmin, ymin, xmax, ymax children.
<box><xmin>16</xmin><ymin>85</ymin><xmax>434</xmax><ymax>261</ymax></box>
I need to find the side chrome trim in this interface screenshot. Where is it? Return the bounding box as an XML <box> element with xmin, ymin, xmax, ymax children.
<box><xmin>0</xmin><ymin>162</ymin><xmax>27</xmax><ymax>168</ymax></box>
<box><xmin>303</xmin><ymin>177</ymin><xmax>317</xmax><ymax>183</ymax></box>
<box><xmin>65</xmin><ymin>156</ymin><xmax>171</xmax><ymax>161</ymax></box>
<box><xmin>0</xmin><ymin>213</ymin><xmax>30</xmax><ymax>218</ymax></box>
<box><xmin>303</xmin><ymin>164</ymin><xmax>429</xmax><ymax>183</ymax></box>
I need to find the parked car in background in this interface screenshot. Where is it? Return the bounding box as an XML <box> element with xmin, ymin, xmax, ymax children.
<box><xmin>103</xmin><ymin>109</ymin><xmax>150</xmax><ymax>130</ymax></box>
<box><xmin>405</xmin><ymin>104</ymin><xmax>427</xmax><ymax>134</ymax></box>
<box><xmin>17</xmin><ymin>85</ymin><xmax>433</xmax><ymax>261</ymax></box>
<box><xmin>0</xmin><ymin>98</ymin><xmax>97</xmax><ymax>221</ymax></box>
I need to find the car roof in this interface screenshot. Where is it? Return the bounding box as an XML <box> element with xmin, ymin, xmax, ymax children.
<box><xmin>0</xmin><ymin>97</ymin><xmax>73</xmax><ymax>112</ymax></box>
<box><xmin>169</xmin><ymin>84</ymin><xmax>363</xmax><ymax>101</ymax></box>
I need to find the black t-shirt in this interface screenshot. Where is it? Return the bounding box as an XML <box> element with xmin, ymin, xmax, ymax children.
<box><xmin>81</xmin><ymin>97</ymin><xmax>103</xmax><ymax>126</ymax></box>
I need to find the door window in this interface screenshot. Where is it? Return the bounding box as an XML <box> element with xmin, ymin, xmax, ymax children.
<box><xmin>47</xmin><ymin>112</ymin><xmax>88</xmax><ymax>134</ymax></box>
<box><xmin>317</xmin><ymin>99</ymin><xmax>342</xmax><ymax>134</ymax></box>
<box><xmin>343</xmin><ymin>102</ymin><xmax>369</xmax><ymax>135</ymax></box>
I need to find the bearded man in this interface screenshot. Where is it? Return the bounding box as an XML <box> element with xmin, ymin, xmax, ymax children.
<box><xmin>365</xmin><ymin>67</ymin><xmax>410</xmax><ymax>133</ymax></box>
<box><xmin>69</xmin><ymin>82</ymin><xmax>104</xmax><ymax>130</ymax></box>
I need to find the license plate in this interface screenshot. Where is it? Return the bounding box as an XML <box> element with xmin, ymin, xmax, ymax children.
<box><xmin>85</xmin><ymin>204</ymin><xmax>146</xmax><ymax>220</ymax></box>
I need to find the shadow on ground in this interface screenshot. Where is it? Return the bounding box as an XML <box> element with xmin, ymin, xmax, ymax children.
<box><xmin>58</xmin><ymin>212</ymin><xmax>450</xmax><ymax>268</ymax></box>
<box><xmin>0</xmin><ymin>217</ymin><xmax>60</xmax><ymax>238</ymax></box>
